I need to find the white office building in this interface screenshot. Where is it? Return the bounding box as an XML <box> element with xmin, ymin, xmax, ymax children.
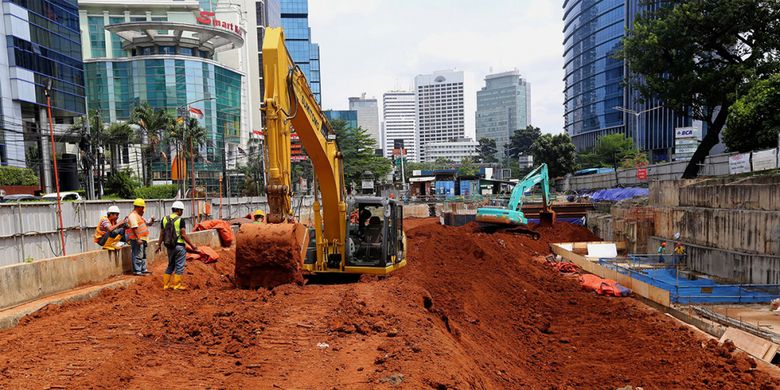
<box><xmin>348</xmin><ymin>93</ymin><xmax>380</xmax><ymax>148</ymax></box>
<box><xmin>424</xmin><ymin>137</ymin><xmax>478</xmax><ymax>163</ymax></box>
<box><xmin>382</xmin><ymin>91</ymin><xmax>418</xmax><ymax>162</ymax></box>
<box><xmin>414</xmin><ymin>70</ymin><xmax>465</xmax><ymax>161</ymax></box>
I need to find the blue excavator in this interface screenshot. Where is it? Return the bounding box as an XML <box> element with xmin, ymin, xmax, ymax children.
<box><xmin>475</xmin><ymin>163</ymin><xmax>556</xmax><ymax>237</ymax></box>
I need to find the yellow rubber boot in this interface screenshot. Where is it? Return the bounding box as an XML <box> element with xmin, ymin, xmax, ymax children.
<box><xmin>162</xmin><ymin>274</ymin><xmax>172</xmax><ymax>290</ymax></box>
<box><xmin>172</xmin><ymin>274</ymin><xmax>187</xmax><ymax>290</ymax></box>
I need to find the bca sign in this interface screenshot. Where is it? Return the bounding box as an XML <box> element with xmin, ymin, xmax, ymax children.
<box><xmin>196</xmin><ymin>11</ymin><xmax>244</xmax><ymax>36</ymax></box>
<box><xmin>675</xmin><ymin>127</ymin><xmax>702</xmax><ymax>141</ymax></box>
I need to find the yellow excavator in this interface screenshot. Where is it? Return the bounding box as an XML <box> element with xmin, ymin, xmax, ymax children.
<box><xmin>234</xmin><ymin>28</ymin><xmax>406</xmax><ymax>289</ymax></box>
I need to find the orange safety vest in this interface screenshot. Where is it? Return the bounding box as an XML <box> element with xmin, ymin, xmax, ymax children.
<box><xmin>94</xmin><ymin>216</ymin><xmax>110</xmax><ymax>243</ymax></box>
<box><xmin>126</xmin><ymin>211</ymin><xmax>150</xmax><ymax>240</ymax></box>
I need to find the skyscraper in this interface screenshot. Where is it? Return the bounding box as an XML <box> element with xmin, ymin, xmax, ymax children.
<box><xmin>563</xmin><ymin>0</ymin><xmax>692</xmax><ymax>161</ymax></box>
<box><xmin>414</xmin><ymin>70</ymin><xmax>465</xmax><ymax>161</ymax></box>
<box><xmin>475</xmin><ymin>70</ymin><xmax>531</xmax><ymax>159</ymax></box>
<box><xmin>323</xmin><ymin>110</ymin><xmax>358</xmax><ymax>130</ymax></box>
<box><xmin>0</xmin><ymin>0</ymin><xmax>86</xmax><ymax>192</ymax></box>
<box><xmin>280</xmin><ymin>0</ymin><xmax>320</xmax><ymax>103</ymax></box>
<box><xmin>348</xmin><ymin>93</ymin><xmax>380</xmax><ymax>148</ymax></box>
<box><xmin>382</xmin><ymin>91</ymin><xmax>418</xmax><ymax>162</ymax></box>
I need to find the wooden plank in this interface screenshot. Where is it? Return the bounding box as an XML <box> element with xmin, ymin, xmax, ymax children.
<box><xmin>720</xmin><ymin>327</ymin><xmax>779</xmax><ymax>363</ymax></box>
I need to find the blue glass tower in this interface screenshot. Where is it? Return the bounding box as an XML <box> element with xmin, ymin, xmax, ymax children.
<box><xmin>280</xmin><ymin>0</ymin><xmax>320</xmax><ymax>103</ymax></box>
<box><xmin>563</xmin><ymin>0</ymin><xmax>691</xmax><ymax>161</ymax></box>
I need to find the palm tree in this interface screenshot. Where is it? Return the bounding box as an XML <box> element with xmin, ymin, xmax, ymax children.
<box><xmin>104</xmin><ymin>122</ymin><xmax>137</xmax><ymax>174</ymax></box>
<box><xmin>131</xmin><ymin>103</ymin><xmax>173</xmax><ymax>185</ymax></box>
<box><xmin>169</xmin><ymin>117</ymin><xmax>207</xmax><ymax>196</ymax></box>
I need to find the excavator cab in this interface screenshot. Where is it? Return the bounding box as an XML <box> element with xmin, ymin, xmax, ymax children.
<box><xmin>344</xmin><ymin>197</ymin><xmax>406</xmax><ymax>271</ymax></box>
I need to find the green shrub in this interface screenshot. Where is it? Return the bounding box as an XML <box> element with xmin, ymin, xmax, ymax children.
<box><xmin>105</xmin><ymin>169</ymin><xmax>139</xmax><ymax>199</ymax></box>
<box><xmin>135</xmin><ymin>184</ymin><xmax>178</xmax><ymax>200</ymax></box>
<box><xmin>0</xmin><ymin>166</ymin><xmax>39</xmax><ymax>186</ymax></box>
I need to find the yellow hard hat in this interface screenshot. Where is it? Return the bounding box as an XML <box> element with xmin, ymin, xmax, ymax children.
<box><xmin>133</xmin><ymin>198</ymin><xmax>146</xmax><ymax>207</ymax></box>
<box><xmin>254</xmin><ymin>209</ymin><xmax>265</xmax><ymax>217</ymax></box>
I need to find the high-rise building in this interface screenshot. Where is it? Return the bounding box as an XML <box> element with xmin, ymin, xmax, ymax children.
<box><xmin>563</xmin><ymin>0</ymin><xmax>692</xmax><ymax>161</ymax></box>
<box><xmin>280</xmin><ymin>0</ymin><xmax>320</xmax><ymax>103</ymax></box>
<box><xmin>323</xmin><ymin>110</ymin><xmax>358</xmax><ymax>130</ymax></box>
<box><xmin>348</xmin><ymin>93</ymin><xmax>380</xmax><ymax>147</ymax></box>
<box><xmin>475</xmin><ymin>70</ymin><xmax>531</xmax><ymax>159</ymax></box>
<box><xmin>382</xmin><ymin>91</ymin><xmax>417</xmax><ymax>162</ymax></box>
<box><xmin>0</xmin><ymin>0</ymin><xmax>86</xmax><ymax>192</ymax></box>
<box><xmin>414</xmin><ymin>70</ymin><xmax>465</xmax><ymax>161</ymax></box>
<box><xmin>79</xmin><ymin>0</ymin><xmax>246</xmax><ymax>193</ymax></box>
<box><xmin>424</xmin><ymin>138</ymin><xmax>478</xmax><ymax>163</ymax></box>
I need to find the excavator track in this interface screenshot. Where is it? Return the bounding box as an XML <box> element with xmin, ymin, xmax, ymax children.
<box><xmin>476</xmin><ymin>223</ymin><xmax>541</xmax><ymax>240</ymax></box>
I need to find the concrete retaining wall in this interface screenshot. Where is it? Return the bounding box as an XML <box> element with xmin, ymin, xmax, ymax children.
<box><xmin>649</xmin><ymin>237</ymin><xmax>780</xmax><ymax>284</ymax></box>
<box><xmin>0</xmin><ymin>229</ymin><xmax>222</xmax><ymax>311</ymax></box>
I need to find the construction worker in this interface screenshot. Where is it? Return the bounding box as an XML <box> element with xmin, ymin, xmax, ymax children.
<box><xmin>94</xmin><ymin>205</ymin><xmax>127</xmax><ymax>250</ymax></box>
<box><xmin>156</xmin><ymin>201</ymin><xmax>197</xmax><ymax>290</ymax></box>
<box><xmin>657</xmin><ymin>241</ymin><xmax>667</xmax><ymax>263</ymax></box>
<box><xmin>253</xmin><ymin>209</ymin><xmax>266</xmax><ymax>223</ymax></box>
<box><xmin>127</xmin><ymin>198</ymin><xmax>156</xmax><ymax>276</ymax></box>
<box><xmin>673</xmin><ymin>242</ymin><xmax>686</xmax><ymax>265</ymax></box>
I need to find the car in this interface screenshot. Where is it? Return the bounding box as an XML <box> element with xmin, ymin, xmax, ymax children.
<box><xmin>41</xmin><ymin>192</ymin><xmax>82</xmax><ymax>201</ymax></box>
<box><xmin>0</xmin><ymin>194</ymin><xmax>40</xmax><ymax>203</ymax></box>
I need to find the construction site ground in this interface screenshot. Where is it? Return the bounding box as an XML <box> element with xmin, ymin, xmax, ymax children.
<box><xmin>1</xmin><ymin>218</ymin><xmax>778</xmax><ymax>389</ymax></box>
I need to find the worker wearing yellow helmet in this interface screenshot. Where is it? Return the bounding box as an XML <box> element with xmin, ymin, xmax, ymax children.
<box><xmin>127</xmin><ymin>198</ymin><xmax>156</xmax><ymax>276</ymax></box>
<box><xmin>253</xmin><ymin>209</ymin><xmax>266</xmax><ymax>223</ymax></box>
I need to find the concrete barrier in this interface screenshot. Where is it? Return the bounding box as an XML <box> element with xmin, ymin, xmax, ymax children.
<box><xmin>0</xmin><ymin>229</ymin><xmax>222</xmax><ymax>311</ymax></box>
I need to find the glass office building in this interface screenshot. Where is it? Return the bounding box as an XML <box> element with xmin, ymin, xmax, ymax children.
<box><xmin>563</xmin><ymin>0</ymin><xmax>692</xmax><ymax>161</ymax></box>
<box><xmin>79</xmin><ymin>2</ymin><xmax>245</xmax><ymax>193</ymax></box>
<box><xmin>323</xmin><ymin>110</ymin><xmax>358</xmax><ymax>129</ymax></box>
<box><xmin>1</xmin><ymin>0</ymin><xmax>86</xmax><ymax>191</ymax></box>
<box><xmin>281</xmin><ymin>0</ymin><xmax>320</xmax><ymax>103</ymax></box>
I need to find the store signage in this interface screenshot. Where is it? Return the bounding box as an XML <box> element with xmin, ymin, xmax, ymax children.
<box><xmin>196</xmin><ymin>11</ymin><xmax>244</xmax><ymax>36</ymax></box>
<box><xmin>636</xmin><ymin>168</ymin><xmax>647</xmax><ymax>180</ymax></box>
<box><xmin>728</xmin><ymin>153</ymin><xmax>751</xmax><ymax>174</ymax></box>
<box><xmin>675</xmin><ymin>145</ymin><xmax>699</xmax><ymax>155</ymax></box>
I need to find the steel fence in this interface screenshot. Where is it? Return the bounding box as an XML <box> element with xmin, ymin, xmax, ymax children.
<box><xmin>0</xmin><ymin>196</ymin><xmax>313</xmax><ymax>267</ymax></box>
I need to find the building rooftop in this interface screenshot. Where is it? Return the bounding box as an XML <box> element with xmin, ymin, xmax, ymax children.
<box><xmin>105</xmin><ymin>21</ymin><xmax>244</xmax><ymax>54</ymax></box>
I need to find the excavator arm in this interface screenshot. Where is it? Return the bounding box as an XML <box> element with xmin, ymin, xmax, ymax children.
<box><xmin>234</xmin><ymin>28</ymin><xmax>350</xmax><ymax>289</ymax></box>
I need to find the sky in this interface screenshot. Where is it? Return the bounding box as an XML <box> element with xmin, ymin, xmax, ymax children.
<box><xmin>308</xmin><ymin>0</ymin><xmax>566</xmax><ymax>138</ymax></box>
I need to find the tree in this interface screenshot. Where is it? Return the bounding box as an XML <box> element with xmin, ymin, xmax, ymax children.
<box><xmin>530</xmin><ymin>133</ymin><xmax>577</xmax><ymax>178</ymax></box>
<box><xmin>592</xmin><ymin>134</ymin><xmax>635</xmax><ymax>167</ymax></box>
<box><xmin>104</xmin><ymin>122</ymin><xmax>136</xmax><ymax>173</ymax></box>
<box><xmin>105</xmin><ymin>169</ymin><xmax>140</xmax><ymax>198</ymax></box>
<box><xmin>457</xmin><ymin>157</ymin><xmax>479</xmax><ymax>177</ymax></box>
<box><xmin>505</xmin><ymin>125</ymin><xmax>541</xmax><ymax>159</ymax></box>
<box><xmin>331</xmin><ymin>119</ymin><xmax>392</xmax><ymax>188</ymax></box>
<box><xmin>724</xmin><ymin>73</ymin><xmax>780</xmax><ymax>152</ymax></box>
<box><xmin>237</xmin><ymin>138</ymin><xmax>264</xmax><ymax>196</ymax></box>
<box><xmin>621</xmin><ymin>0</ymin><xmax>780</xmax><ymax>178</ymax></box>
<box><xmin>476</xmin><ymin>137</ymin><xmax>498</xmax><ymax>163</ymax></box>
<box><xmin>131</xmin><ymin>103</ymin><xmax>173</xmax><ymax>185</ymax></box>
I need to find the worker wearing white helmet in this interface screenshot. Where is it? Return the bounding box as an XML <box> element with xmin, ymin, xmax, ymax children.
<box><xmin>157</xmin><ymin>200</ymin><xmax>198</xmax><ymax>290</ymax></box>
<box><xmin>93</xmin><ymin>205</ymin><xmax>127</xmax><ymax>250</ymax></box>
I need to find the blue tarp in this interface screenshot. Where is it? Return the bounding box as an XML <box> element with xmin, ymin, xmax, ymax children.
<box><xmin>589</xmin><ymin>187</ymin><xmax>649</xmax><ymax>202</ymax></box>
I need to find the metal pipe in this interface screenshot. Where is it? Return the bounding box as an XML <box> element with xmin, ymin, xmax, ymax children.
<box><xmin>45</xmin><ymin>83</ymin><xmax>66</xmax><ymax>256</ymax></box>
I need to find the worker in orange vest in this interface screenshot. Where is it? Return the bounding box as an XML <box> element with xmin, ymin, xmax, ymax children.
<box><xmin>127</xmin><ymin>198</ymin><xmax>156</xmax><ymax>276</ymax></box>
<box><xmin>94</xmin><ymin>205</ymin><xmax>127</xmax><ymax>250</ymax></box>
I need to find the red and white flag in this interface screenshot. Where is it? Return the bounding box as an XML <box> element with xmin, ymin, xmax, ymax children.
<box><xmin>188</xmin><ymin>106</ymin><xmax>204</xmax><ymax>119</ymax></box>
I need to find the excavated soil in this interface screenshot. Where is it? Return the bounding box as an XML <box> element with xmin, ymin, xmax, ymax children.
<box><xmin>234</xmin><ymin>223</ymin><xmax>306</xmax><ymax>289</ymax></box>
<box><xmin>0</xmin><ymin>217</ymin><xmax>777</xmax><ymax>389</ymax></box>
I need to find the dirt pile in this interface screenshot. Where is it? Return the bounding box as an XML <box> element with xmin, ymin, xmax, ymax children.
<box><xmin>0</xmin><ymin>218</ymin><xmax>777</xmax><ymax>389</ymax></box>
<box><xmin>234</xmin><ymin>223</ymin><xmax>307</xmax><ymax>289</ymax></box>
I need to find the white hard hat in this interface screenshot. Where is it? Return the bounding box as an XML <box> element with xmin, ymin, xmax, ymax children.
<box><xmin>107</xmin><ymin>205</ymin><xmax>121</xmax><ymax>215</ymax></box>
<box><xmin>172</xmin><ymin>200</ymin><xmax>185</xmax><ymax>211</ymax></box>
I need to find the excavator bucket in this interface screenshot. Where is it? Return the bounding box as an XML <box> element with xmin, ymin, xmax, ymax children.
<box><xmin>538</xmin><ymin>209</ymin><xmax>557</xmax><ymax>227</ymax></box>
<box><xmin>235</xmin><ymin>223</ymin><xmax>309</xmax><ymax>289</ymax></box>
